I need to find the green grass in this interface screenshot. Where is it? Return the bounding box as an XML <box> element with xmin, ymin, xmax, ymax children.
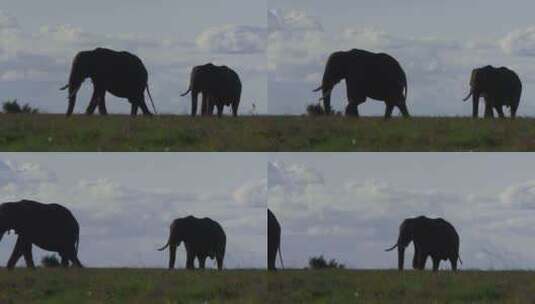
<box><xmin>268</xmin><ymin>270</ymin><xmax>535</xmax><ymax>304</ymax></box>
<box><xmin>2</xmin><ymin>269</ymin><xmax>534</xmax><ymax>303</ymax></box>
<box><xmin>0</xmin><ymin>268</ymin><xmax>267</xmax><ymax>304</ymax></box>
<box><xmin>1</xmin><ymin>114</ymin><xmax>535</xmax><ymax>151</ymax></box>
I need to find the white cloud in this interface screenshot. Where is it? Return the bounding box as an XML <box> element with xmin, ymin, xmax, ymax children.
<box><xmin>500</xmin><ymin>27</ymin><xmax>535</xmax><ymax>56</ymax></box>
<box><xmin>268</xmin><ymin>9</ymin><xmax>323</xmax><ymax>32</ymax></box>
<box><xmin>233</xmin><ymin>178</ymin><xmax>267</xmax><ymax>207</ymax></box>
<box><xmin>500</xmin><ymin>180</ymin><xmax>535</xmax><ymax>209</ymax></box>
<box><xmin>0</xmin><ymin>11</ymin><xmax>19</xmax><ymax>31</ymax></box>
<box><xmin>268</xmin><ymin>161</ymin><xmax>324</xmax><ymax>191</ymax></box>
<box><xmin>196</xmin><ymin>25</ymin><xmax>266</xmax><ymax>54</ymax></box>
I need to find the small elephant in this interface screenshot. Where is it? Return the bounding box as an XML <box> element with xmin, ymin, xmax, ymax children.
<box><xmin>386</xmin><ymin>216</ymin><xmax>461</xmax><ymax>272</ymax></box>
<box><xmin>463</xmin><ymin>65</ymin><xmax>522</xmax><ymax>118</ymax></box>
<box><xmin>158</xmin><ymin>216</ymin><xmax>226</xmax><ymax>270</ymax></box>
<box><xmin>60</xmin><ymin>47</ymin><xmax>157</xmax><ymax>116</ymax></box>
<box><xmin>180</xmin><ymin>63</ymin><xmax>241</xmax><ymax>117</ymax></box>
<box><xmin>0</xmin><ymin>200</ymin><xmax>83</xmax><ymax>270</ymax></box>
<box><xmin>314</xmin><ymin>49</ymin><xmax>409</xmax><ymax>119</ymax></box>
<box><xmin>268</xmin><ymin>209</ymin><xmax>284</xmax><ymax>271</ymax></box>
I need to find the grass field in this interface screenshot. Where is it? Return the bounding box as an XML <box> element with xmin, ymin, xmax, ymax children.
<box><xmin>267</xmin><ymin>270</ymin><xmax>535</xmax><ymax>304</ymax></box>
<box><xmin>1</xmin><ymin>269</ymin><xmax>534</xmax><ymax>303</ymax></box>
<box><xmin>1</xmin><ymin>114</ymin><xmax>535</xmax><ymax>151</ymax></box>
<box><xmin>0</xmin><ymin>269</ymin><xmax>267</xmax><ymax>304</ymax></box>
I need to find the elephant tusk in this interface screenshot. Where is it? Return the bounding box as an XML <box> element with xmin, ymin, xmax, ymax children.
<box><xmin>385</xmin><ymin>243</ymin><xmax>398</xmax><ymax>252</ymax></box>
<box><xmin>312</xmin><ymin>85</ymin><xmax>323</xmax><ymax>92</ymax></box>
<box><xmin>462</xmin><ymin>92</ymin><xmax>472</xmax><ymax>102</ymax></box>
<box><xmin>60</xmin><ymin>84</ymin><xmax>69</xmax><ymax>91</ymax></box>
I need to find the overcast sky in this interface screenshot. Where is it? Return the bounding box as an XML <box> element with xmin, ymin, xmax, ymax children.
<box><xmin>0</xmin><ymin>0</ymin><xmax>267</xmax><ymax>115</ymax></box>
<box><xmin>0</xmin><ymin>153</ymin><xmax>267</xmax><ymax>269</ymax></box>
<box><xmin>268</xmin><ymin>0</ymin><xmax>535</xmax><ymax>116</ymax></box>
<box><xmin>269</xmin><ymin>153</ymin><xmax>535</xmax><ymax>270</ymax></box>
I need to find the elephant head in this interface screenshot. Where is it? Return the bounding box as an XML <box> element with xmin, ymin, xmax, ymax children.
<box><xmin>385</xmin><ymin>218</ymin><xmax>416</xmax><ymax>270</ymax></box>
<box><xmin>0</xmin><ymin>203</ymin><xmax>15</xmax><ymax>242</ymax></box>
<box><xmin>60</xmin><ymin>51</ymin><xmax>95</xmax><ymax>116</ymax></box>
<box><xmin>313</xmin><ymin>51</ymin><xmax>348</xmax><ymax>114</ymax></box>
<box><xmin>463</xmin><ymin>66</ymin><xmax>491</xmax><ymax>118</ymax></box>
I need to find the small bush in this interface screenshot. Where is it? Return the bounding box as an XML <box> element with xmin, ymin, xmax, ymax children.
<box><xmin>41</xmin><ymin>254</ymin><xmax>61</xmax><ymax>268</ymax></box>
<box><xmin>2</xmin><ymin>100</ymin><xmax>39</xmax><ymax>114</ymax></box>
<box><xmin>308</xmin><ymin>255</ymin><xmax>345</xmax><ymax>270</ymax></box>
<box><xmin>306</xmin><ymin>103</ymin><xmax>326</xmax><ymax>116</ymax></box>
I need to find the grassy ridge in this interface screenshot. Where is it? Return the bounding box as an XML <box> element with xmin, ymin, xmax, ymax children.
<box><xmin>0</xmin><ymin>114</ymin><xmax>534</xmax><ymax>151</ymax></box>
<box><xmin>0</xmin><ymin>269</ymin><xmax>267</xmax><ymax>304</ymax></box>
<box><xmin>1</xmin><ymin>269</ymin><xmax>534</xmax><ymax>303</ymax></box>
<box><xmin>268</xmin><ymin>270</ymin><xmax>535</xmax><ymax>304</ymax></box>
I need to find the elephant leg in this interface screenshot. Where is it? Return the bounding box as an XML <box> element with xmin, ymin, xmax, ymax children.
<box><xmin>198</xmin><ymin>256</ymin><xmax>207</xmax><ymax>269</ymax></box>
<box><xmin>216</xmin><ymin>255</ymin><xmax>224</xmax><ymax>271</ymax></box>
<box><xmin>450</xmin><ymin>257</ymin><xmax>458</xmax><ymax>272</ymax></box>
<box><xmin>345</xmin><ymin>102</ymin><xmax>360</xmax><ymax>117</ymax></box>
<box><xmin>168</xmin><ymin>245</ymin><xmax>177</xmax><ymax>270</ymax></box>
<box><xmin>511</xmin><ymin>103</ymin><xmax>518</xmax><ymax>119</ymax></box>
<box><xmin>412</xmin><ymin>247</ymin><xmax>419</xmax><ymax>269</ymax></box>
<box><xmin>60</xmin><ymin>254</ymin><xmax>69</xmax><ymax>267</ymax></box>
<box><xmin>397</xmin><ymin>101</ymin><xmax>410</xmax><ymax>118</ymax></box>
<box><xmin>384</xmin><ymin>104</ymin><xmax>394</xmax><ymax>120</ymax></box>
<box><xmin>136</xmin><ymin>96</ymin><xmax>152</xmax><ymax>116</ymax></box>
<box><xmin>186</xmin><ymin>252</ymin><xmax>195</xmax><ymax>270</ymax></box>
<box><xmin>231</xmin><ymin>101</ymin><xmax>239</xmax><ymax>117</ymax></box>
<box><xmin>484</xmin><ymin>100</ymin><xmax>494</xmax><ymax>118</ymax></box>
<box><xmin>7</xmin><ymin>237</ymin><xmax>26</xmax><ymax>270</ymax></box>
<box><xmin>201</xmin><ymin>94</ymin><xmax>208</xmax><ymax>116</ymax></box>
<box><xmin>22</xmin><ymin>242</ymin><xmax>35</xmax><ymax>269</ymax></box>
<box><xmin>97</xmin><ymin>91</ymin><xmax>107</xmax><ymax>115</ymax></box>
<box><xmin>64</xmin><ymin>245</ymin><xmax>83</xmax><ymax>268</ymax></box>
<box><xmin>85</xmin><ymin>91</ymin><xmax>100</xmax><ymax>115</ymax></box>
<box><xmin>217</xmin><ymin>103</ymin><xmax>224</xmax><ymax>118</ymax></box>
<box><xmin>432</xmin><ymin>258</ymin><xmax>440</xmax><ymax>272</ymax></box>
<box><xmin>131</xmin><ymin>103</ymin><xmax>139</xmax><ymax>116</ymax></box>
<box><xmin>495</xmin><ymin>106</ymin><xmax>505</xmax><ymax>119</ymax></box>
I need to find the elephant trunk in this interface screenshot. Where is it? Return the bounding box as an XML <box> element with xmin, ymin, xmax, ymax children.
<box><xmin>472</xmin><ymin>92</ymin><xmax>479</xmax><ymax>118</ymax></box>
<box><xmin>398</xmin><ymin>246</ymin><xmax>405</xmax><ymax>271</ymax></box>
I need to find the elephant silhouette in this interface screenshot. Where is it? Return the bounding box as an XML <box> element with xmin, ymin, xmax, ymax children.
<box><xmin>60</xmin><ymin>48</ymin><xmax>157</xmax><ymax>116</ymax></box>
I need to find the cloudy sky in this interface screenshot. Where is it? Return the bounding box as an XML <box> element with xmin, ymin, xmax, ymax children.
<box><xmin>0</xmin><ymin>0</ymin><xmax>266</xmax><ymax>115</ymax></box>
<box><xmin>268</xmin><ymin>0</ymin><xmax>535</xmax><ymax>116</ymax></box>
<box><xmin>0</xmin><ymin>153</ymin><xmax>267</xmax><ymax>269</ymax></box>
<box><xmin>269</xmin><ymin>153</ymin><xmax>535</xmax><ymax>270</ymax></box>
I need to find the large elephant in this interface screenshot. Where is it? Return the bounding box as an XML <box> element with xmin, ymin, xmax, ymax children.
<box><xmin>268</xmin><ymin>209</ymin><xmax>284</xmax><ymax>271</ymax></box>
<box><xmin>463</xmin><ymin>65</ymin><xmax>522</xmax><ymax>118</ymax></box>
<box><xmin>158</xmin><ymin>216</ymin><xmax>226</xmax><ymax>270</ymax></box>
<box><xmin>60</xmin><ymin>48</ymin><xmax>157</xmax><ymax>116</ymax></box>
<box><xmin>180</xmin><ymin>63</ymin><xmax>241</xmax><ymax>117</ymax></box>
<box><xmin>386</xmin><ymin>216</ymin><xmax>460</xmax><ymax>272</ymax></box>
<box><xmin>313</xmin><ymin>49</ymin><xmax>409</xmax><ymax>119</ymax></box>
<box><xmin>0</xmin><ymin>199</ymin><xmax>83</xmax><ymax>270</ymax></box>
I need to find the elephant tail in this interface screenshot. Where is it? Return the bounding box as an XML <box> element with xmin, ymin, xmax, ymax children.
<box><xmin>146</xmin><ymin>85</ymin><xmax>158</xmax><ymax>114</ymax></box>
<box><xmin>157</xmin><ymin>242</ymin><xmax>169</xmax><ymax>251</ymax></box>
<box><xmin>180</xmin><ymin>87</ymin><xmax>191</xmax><ymax>97</ymax></box>
<box><xmin>75</xmin><ymin>234</ymin><xmax>80</xmax><ymax>255</ymax></box>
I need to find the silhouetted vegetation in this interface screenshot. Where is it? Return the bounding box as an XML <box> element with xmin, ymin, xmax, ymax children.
<box><xmin>306</xmin><ymin>103</ymin><xmax>326</xmax><ymax>116</ymax></box>
<box><xmin>2</xmin><ymin>100</ymin><xmax>39</xmax><ymax>114</ymax></box>
<box><xmin>308</xmin><ymin>255</ymin><xmax>345</xmax><ymax>269</ymax></box>
<box><xmin>41</xmin><ymin>254</ymin><xmax>61</xmax><ymax>268</ymax></box>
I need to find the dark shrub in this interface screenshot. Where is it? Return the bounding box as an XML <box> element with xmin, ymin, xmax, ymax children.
<box><xmin>2</xmin><ymin>100</ymin><xmax>39</xmax><ymax>114</ymax></box>
<box><xmin>308</xmin><ymin>255</ymin><xmax>345</xmax><ymax>269</ymax></box>
<box><xmin>41</xmin><ymin>254</ymin><xmax>61</xmax><ymax>268</ymax></box>
<box><xmin>306</xmin><ymin>103</ymin><xmax>326</xmax><ymax>116</ymax></box>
